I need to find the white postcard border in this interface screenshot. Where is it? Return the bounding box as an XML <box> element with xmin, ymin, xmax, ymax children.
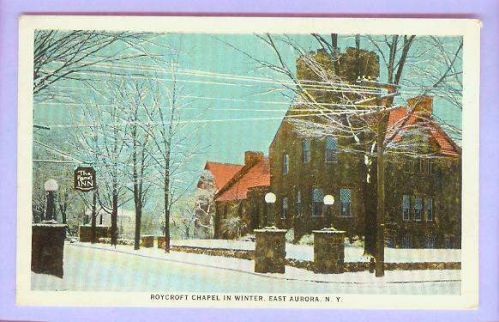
<box><xmin>17</xmin><ymin>15</ymin><xmax>480</xmax><ymax>309</ymax></box>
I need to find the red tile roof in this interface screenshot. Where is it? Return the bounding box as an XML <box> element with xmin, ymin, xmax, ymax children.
<box><xmin>429</xmin><ymin>123</ymin><xmax>461</xmax><ymax>156</ymax></box>
<box><xmin>386</xmin><ymin>106</ymin><xmax>407</xmax><ymax>132</ymax></box>
<box><xmin>386</xmin><ymin>106</ymin><xmax>460</xmax><ymax>157</ymax></box>
<box><xmin>215</xmin><ymin>158</ymin><xmax>270</xmax><ymax>202</ymax></box>
<box><xmin>204</xmin><ymin>162</ymin><xmax>243</xmax><ymax>191</ymax></box>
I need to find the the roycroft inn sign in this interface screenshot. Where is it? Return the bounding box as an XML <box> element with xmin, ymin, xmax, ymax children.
<box><xmin>74</xmin><ymin>166</ymin><xmax>96</xmax><ymax>192</ymax></box>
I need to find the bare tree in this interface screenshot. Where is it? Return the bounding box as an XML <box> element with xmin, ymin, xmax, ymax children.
<box><xmin>75</xmin><ymin>90</ymin><xmax>132</xmax><ymax>246</ymax></box>
<box><xmin>138</xmin><ymin>63</ymin><xmax>207</xmax><ymax>252</ymax></box>
<box><xmin>193</xmin><ymin>170</ymin><xmax>217</xmax><ymax>238</ymax></box>
<box><xmin>109</xmin><ymin>79</ymin><xmax>155</xmax><ymax>250</ymax></box>
<box><xmin>33</xmin><ymin>30</ymin><xmax>155</xmax><ymax>98</ymax></box>
<box><xmin>172</xmin><ymin>197</ymin><xmax>198</xmax><ymax>239</ymax></box>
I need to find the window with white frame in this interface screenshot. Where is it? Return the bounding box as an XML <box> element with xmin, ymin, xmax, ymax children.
<box><xmin>295</xmin><ymin>190</ymin><xmax>302</xmax><ymax>218</ymax></box>
<box><xmin>282</xmin><ymin>153</ymin><xmax>289</xmax><ymax>175</ymax></box>
<box><xmin>325</xmin><ymin>136</ymin><xmax>337</xmax><ymax>163</ymax></box>
<box><xmin>425</xmin><ymin>197</ymin><xmax>433</xmax><ymax>221</ymax></box>
<box><xmin>339</xmin><ymin>188</ymin><xmax>352</xmax><ymax>217</ymax></box>
<box><xmin>402</xmin><ymin>195</ymin><xmax>410</xmax><ymax>221</ymax></box>
<box><xmin>302</xmin><ymin>139</ymin><xmax>311</xmax><ymax>163</ymax></box>
<box><xmin>414</xmin><ymin>196</ymin><xmax>423</xmax><ymax>221</ymax></box>
<box><xmin>312</xmin><ymin>188</ymin><xmax>324</xmax><ymax>217</ymax></box>
<box><xmin>281</xmin><ymin>197</ymin><xmax>288</xmax><ymax>219</ymax></box>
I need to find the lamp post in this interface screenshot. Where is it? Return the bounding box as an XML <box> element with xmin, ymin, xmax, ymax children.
<box><xmin>323</xmin><ymin>194</ymin><xmax>335</xmax><ymax>228</ymax></box>
<box><xmin>264</xmin><ymin>192</ymin><xmax>276</xmax><ymax>226</ymax></box>
<box><xmin>44</xmin><ymin>179</ymin><xmax>59</xmax><ymax>222</ymax></box>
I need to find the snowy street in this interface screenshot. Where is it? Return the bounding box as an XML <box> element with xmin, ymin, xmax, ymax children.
<box><xmin>31</xmin><ymin>242</ymin><xmax>460</xmax><ymax>295</ymax></box>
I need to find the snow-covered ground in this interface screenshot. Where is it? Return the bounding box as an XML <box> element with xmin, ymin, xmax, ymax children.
<box><xmin>31</xmin><ymin>242</ymin><xmax>460</xmax><ymax>294</ymax></box>
<box><xmin>172</xmin><ymin>239</ymin><xmax>461</xmax><ymax>263</ymax></box>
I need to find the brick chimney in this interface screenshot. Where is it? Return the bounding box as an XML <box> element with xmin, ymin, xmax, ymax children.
<box><xmin>407</xmin><ymin>96</ymin><xmax>433</xmax><ymax>118</ymax></box>
<box><xmin>244</xmin><ymin>151</ymin><xmax>264</xmax><ymax>167</ymax></box>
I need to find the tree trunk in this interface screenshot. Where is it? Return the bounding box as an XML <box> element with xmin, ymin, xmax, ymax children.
<box><xmin>331</xmin><ymin>33</ymin><xmax>339</xmax><ymax>74</ymax></box>
<box><xmin>355</xmin><ymin>34</ymin><xmax>361</xmax><ymax>79</ymax></box>
<box><xmin>164</xmin><ymin>167</ymin><xmax>171</xmax><ymax>253</ymax></box>
<box><xmin>91</xmin><ymin>190</ymin><xmax>97</xmax><ymax>244</ymax></box>
<box><xmin>132</xmin><ymin>133</ymin><xmax>142</xmax><ymax>251</ymax></box>
<box><xmin>362</xmin><ymin>159</ymin><xmax>377</xmax><ymax>256</ymax></box>
<box><xmin>111</xmin><ymin>187</ymin><xmax>118</xmax><ymax>246</ymax></box>
<box><xmin>375</xmin><ymin>139</ymin><xmax>385</xmax><ymax>277</ymax></box>
<box><xmin>60</xmin><ymin>192</ymin><xmax>68</xmax><ymax>224</ymax></box>
<box><xmin>134</xmin><ymin>203</ymin><xmax>142</xmax><ymax>250</ymax></box>
<box><xmin>374</xmin><ymin>97</ymin><xmax>391</xmax><ymax>277</ymax></box>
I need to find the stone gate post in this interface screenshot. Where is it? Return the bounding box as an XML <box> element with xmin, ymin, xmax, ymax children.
<box><xmin>313</xmin><ymin>228</ymin><xmax>346</xmax><ymax>274</ymax></box>
<box><xmin>254</xmin><ymin>227</ymin><xmax>287</xmax><ymax>273</ymax></box>
<box><xmin>31</xmin><ymin>221</ymin><xmax>67</xmax><ymax>278</ymax></box>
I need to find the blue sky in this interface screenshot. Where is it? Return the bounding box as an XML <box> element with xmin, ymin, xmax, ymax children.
<box><xmin>34</xmin><ymin>32</ymin><xmax>463</xmax><ymax>185</ymax></box>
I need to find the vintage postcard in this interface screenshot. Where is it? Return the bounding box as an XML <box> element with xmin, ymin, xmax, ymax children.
<box><xmin>17</xmin><ymin>16</ymin><xmax>480</xmax><ymax>308</ymax></box>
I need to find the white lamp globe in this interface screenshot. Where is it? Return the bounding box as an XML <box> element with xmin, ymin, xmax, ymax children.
<box><xmin>264</xmin><ymin>192</ymin><xmax>276</xmax><ymax>204</ymax></box>
<box><xmin>323</xmin><ymin>194</ymin><xmax>335</xmax><ymax>206</ymax></box>
<box><xmin>44</xmin><ymin>179</ymin><xmax>59</xmax><ymax>192</ymax></box>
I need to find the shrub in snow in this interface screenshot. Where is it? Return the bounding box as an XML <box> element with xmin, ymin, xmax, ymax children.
<box><xmin>285</xmin><ymin>229</ymin><xmax>295</xmax><ymax>243</ymax></box>
<box><xmin>238</xmin><ymin>234</ymin><xmax>256</xmax><ymax>242</ymax></box>
<box><xmin>97</xmin><ymin>237</ymin><xmax>134</xmax><ymax>246</ymax></box>
<box><xmin>298</xmin><ymin>233</ymin><xmax>314</xmax><ymax>245</ymax></box>
<box><xmin>118</xmin><ymin>239</ymin><xmax>134</xmax><ymax>246</ymax></box>
<box><xmin>345</xmin><ymin>235</ymin><xmax>364</xmax><ymax>248</ymax></box>
<box><xmin>221</xmin><ymin>217</ymin><xmax>247</xmax><ymax>239</ymax></box>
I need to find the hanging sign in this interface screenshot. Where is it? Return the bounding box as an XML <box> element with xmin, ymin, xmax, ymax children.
<box><xmin>74</xmin><ymin>167</ymin><xmax>96</xmax><ymax>191</ymax></box>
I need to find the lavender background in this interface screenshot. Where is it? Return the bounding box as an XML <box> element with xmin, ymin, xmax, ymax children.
<box><xmin>0</xmin><ymin>0</ymin><xmax>497</xmax><ymax>321</ymax></box>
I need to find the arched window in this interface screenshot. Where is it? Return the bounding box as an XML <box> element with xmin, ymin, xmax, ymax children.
<box><xmin>312</xmin><ymin>188</ymin><xmax>324</xmax><ymax>217</ymax></box>
<box><xmin>302</xmin><ymin>139</ymin><xmax>311</xmax><ymax>163</ymax></box>
<box><xmin>339</xmin><ymin>188</ymin><xmax>352</xmax><ymax>217</ymax></box>
<box><xmin>295</xmin><ymin>190</ymin><xmax>302</xmax><ymax>218</ymax></box>
<box><xmin>414</xmin><ymin>196</ymin><xmax>423</xmax><ymax>221</ymax></box>
<box><xmin>402</xmin><ymin>195</ymin><xmax>410</xmax><ymax>221</ymax></box>
<box><xmin>425</xmin><ymin>197</ymin><xmax>433</xmax><ymax>221</ymax></box>
<box><xmin>282</xmin><ymin>153</ymin><xmax>289</xmax><ymax>175</ymax></box>
<box><xmin>325</xmin><ymin>136</ymin><xmax>337</xmax><ymax>162</ymax></box>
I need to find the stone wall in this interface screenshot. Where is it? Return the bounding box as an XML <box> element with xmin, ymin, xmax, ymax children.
<box><xmin>140</xmin><ymin>235</ymin><xmax>154</xmax><ymax>248</ymax></box>
<box><xmin>168</xmin><ymin>244</ymin><xmax>461</xmax><ymax>272</ymax></box>
<box><xmin>94</xmin><ymin>236</ymin><xmax>461</xmax><ymax>272</ymax></box>
<box><xmin>79</xmin><ymin>225</ymin><xmax>110</xmax><ymax>243</ymax></box>
<box><xmin>157</xmin><ymin>236</ymin><xmax>166</xmax><ymax>249</ymax></box>
<box><xmin>284</xmin><ymin>258</ymin><xmax>460</xmax><ymax>272</ymax></box>
<box><xmin>171</xmin><ymin>245</ymin><xmax>254</xmax><ymax>260</ymax></box>
<box><xmin>97</xmin><ymin>237</ymin><xmax>134</xmax><ymax>246</ymax></box>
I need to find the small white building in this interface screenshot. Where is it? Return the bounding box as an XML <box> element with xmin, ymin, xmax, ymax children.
<box><xmin>85</xmin><ymin>208</ymin><xmax>136</xmax><ymax>239</ymax></box>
